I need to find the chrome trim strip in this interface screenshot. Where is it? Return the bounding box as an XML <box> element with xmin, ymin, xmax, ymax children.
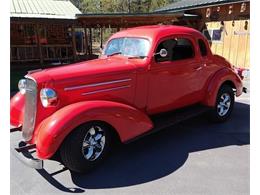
<box><xmin>22</xmin><ymin>78</ymin><xmax>37</xmax><ymax>141</ymax></box>
<box><xmin>81</xmin><ymin>85</ymin><xmax>131</xmax><ymax>95</ymax></box>
<box><xmin>27</xmin><ymin>69</ymin><xmax>42</xmax><ymax>74</ymax></box>
<box><xmin>64</xmin><ymin>78</ymin><xmax>132</xmax><ymax>91</ymax></box>
<box><xmin>24</xmin><ymin>75</ymin><xmax>37</xmax><ymax>85</ymax></box>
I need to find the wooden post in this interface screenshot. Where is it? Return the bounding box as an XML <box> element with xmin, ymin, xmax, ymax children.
<box><xmin>89</xmin><ymin>28</ymin><xmax>92</xmax><ymax>55</ymax></box>
<box><xmin>100</xmin><ymin>27</ymin><xmax>103</xmax><ymax>49</ymax></box>
<box><xmin>71</xmin><ymin>25</ymin><xmax>77</xmax><ymax>61</ymax></box>
<box><xmin>84</xmin><ymin>25</ymin><xmax>89</xmax><ymax>56</ymax></box>
<box><xmin>36</xmin><ymin>24</ymin><xmax>43</xmax><ymax>65</ymax></box>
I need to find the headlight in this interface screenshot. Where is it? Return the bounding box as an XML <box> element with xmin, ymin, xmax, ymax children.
<box><xmin>40</xmin><ymin>88</ymin><xmax>58</xmax><ymax>107</ymax></box>
<box><xmin>18</xmin><ymin>79</ymin><xmax>27</xmax><ymax>94</ymax></box>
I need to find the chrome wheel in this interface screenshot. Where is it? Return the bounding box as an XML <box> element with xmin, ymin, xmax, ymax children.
<box><xmin>82</xmin><ymin>125</ymin><xmax>106</xmax><ymax>161</ymax></box>
<box><xmin>217</xmin><ymin>93</ymin><xmax>231</xmax><ymax>116</ymax></box>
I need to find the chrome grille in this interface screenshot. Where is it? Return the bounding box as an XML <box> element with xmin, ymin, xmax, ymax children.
<box><xmin>22</xmin><ymin>78</ymin><xmax>37</xmax><ymax>141</ymax></box>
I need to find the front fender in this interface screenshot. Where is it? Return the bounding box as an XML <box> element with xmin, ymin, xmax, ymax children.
<box><xmin>10</xmin><ymin>92</ymin><xmax>25</xmax><ymax>127</ymax></box>
<box><xmin>35</xmin><ymin>100</ymin><xmax>153</xmax><ymax>159</ymax></box>
<box><xmin>202</xmin><ymin>68</ymin><xmax>243</xmax><ymax>107</ymax></box>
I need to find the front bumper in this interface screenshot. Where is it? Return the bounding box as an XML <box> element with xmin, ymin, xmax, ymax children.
<box><xmin>10</xmin><ymin>127</ymin><xmax>43</xmax><ymax>170</ymax></box>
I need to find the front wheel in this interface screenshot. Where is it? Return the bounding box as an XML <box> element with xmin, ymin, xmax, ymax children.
<box><xmin>208</xmin><ymin>85</ymin><xmax>234</xmax><ymax>122</ymax></box>
<box><xmin>60</xmin><ymin>122</ymin><xmax>113</xmax><ymax>173</ymax></box>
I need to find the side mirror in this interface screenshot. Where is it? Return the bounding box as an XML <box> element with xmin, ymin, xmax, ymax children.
<box><xmin>155</xmin><ymin>48</ymin><xmax>168</xmax><ymax>58</ymax></box>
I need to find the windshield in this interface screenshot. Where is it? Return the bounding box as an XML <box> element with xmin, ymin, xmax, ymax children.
<box><xmin>104</xmin><ymin>37</ymin><xmax>150</xmax><ymax>58</ymax></box>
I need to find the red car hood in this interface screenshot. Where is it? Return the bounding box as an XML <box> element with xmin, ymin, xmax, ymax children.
<box><xmin>28</xmin><ymin>56</ymin><xmax>139</xmax><ymax>84</ymax></box>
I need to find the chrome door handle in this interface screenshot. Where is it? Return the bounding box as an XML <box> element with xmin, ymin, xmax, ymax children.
<box><xmin>194</xmin><ymin>66</ymin><xmax>202</xmax><ymax>71</ymax></box>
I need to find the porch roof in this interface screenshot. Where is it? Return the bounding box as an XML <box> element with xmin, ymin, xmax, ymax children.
<box><xmin>10</xmin><ymin>0</ymin><xmax>81</xmax><ymax>19</ymax></box>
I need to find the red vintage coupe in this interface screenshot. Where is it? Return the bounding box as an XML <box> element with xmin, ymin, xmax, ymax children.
<box><xmin>10</xmin><ymin>25</ymin><xmax>246</xmax><ymax>173</ymax></box>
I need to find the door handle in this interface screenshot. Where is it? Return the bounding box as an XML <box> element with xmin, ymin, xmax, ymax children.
<box><xmin>194</xmin><ymin>66</ymin><xmax>202</xmax><ymax>71</ymax></box>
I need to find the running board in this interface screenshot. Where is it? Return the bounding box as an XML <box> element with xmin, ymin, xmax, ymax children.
<box><xmin>125</xmin><ymin>105</ymin><xmax>210</xmax><ymax>144</ymax></box>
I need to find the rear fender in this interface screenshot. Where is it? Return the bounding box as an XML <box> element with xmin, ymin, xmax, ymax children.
<box><xmin>35</xmin><ymin>100</ymin><xmax>153</xmax><ymax>159</ymax></box>
<box><xmin>202</xmin><ymin>68</ymin><xmax>243</xmax><ymax>107</ymax></box>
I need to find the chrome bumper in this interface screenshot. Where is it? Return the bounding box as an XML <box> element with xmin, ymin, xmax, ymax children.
<box><xmin>11</xmin><ymin>128</ymin><xmax>43</xmax><ymax>170</ymax></box>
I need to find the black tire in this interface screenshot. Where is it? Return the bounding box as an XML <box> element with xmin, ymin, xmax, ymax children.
<box><xmin>208</xmin><ymin>84</ymin><xmax>234</xmax><ymax>122</ymax></box>
<box><xmin>60</xmin><ymin>121</ymin><xmax>113</xmax><ymax>173</ymax></box>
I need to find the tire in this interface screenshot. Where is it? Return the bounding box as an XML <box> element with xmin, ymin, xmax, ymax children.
<box><xmin>208</xmin><ymin>84</ymin><xmax>234</xmax><ymax>122</ymax></box>
<box><xmin>60</xmin><ymin>121</ymin><xmax>113</xmax><ymax>173</ymax></box>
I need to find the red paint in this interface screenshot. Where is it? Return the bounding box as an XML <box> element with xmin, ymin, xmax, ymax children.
<box><xmin>10</xmin><ymin>92</ymin><xmax>24</xmax><ymax>128</ymax></box>
<box><xmin>10</xmin><ymin>25</ymin><xmax>243</xmax><ymax>159</ymax></box>
<box><xmin>36</xmin><ymin>101</ymin><xmax>153</xmax><ymax>159</ymax></box>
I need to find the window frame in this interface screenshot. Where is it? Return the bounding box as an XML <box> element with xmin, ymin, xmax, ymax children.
<box><xmin>198</xmin><ymin>39</ymin><xmax>208</xmax><ymax>57</ymax></box>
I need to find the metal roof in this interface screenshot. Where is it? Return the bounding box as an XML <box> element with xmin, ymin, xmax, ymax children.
<box><xmin>155</xmin><ymin>0</ymin><xmax>249</xmax><ymax>12</ymax></box>
<box><xmin>10</xmin><ymin>0</ymin><xmax>81</xmax><ymax>19</ymax></box>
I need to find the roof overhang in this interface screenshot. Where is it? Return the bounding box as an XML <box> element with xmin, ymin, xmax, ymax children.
<box><xmin>10</xmin><ymin>13</ymin><xmax>77</xmax><ymax>20</ymax></box>
<box><xmin>155</xmin><ymin>0</ymin><xmax>250</xmax><ymax>13</ymax></box>
<box><xmin>10</xmin><ymin>16</ymin><xmax>77</xmax><ymax>24</ymax></box>
<box><xmin>76</xmin><ymin>12</ymin><xmax>185</xmax><ymax>28</ymax></box>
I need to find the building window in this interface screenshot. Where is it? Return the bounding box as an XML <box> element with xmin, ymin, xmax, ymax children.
<box><xmin>203</xmin><ymin>29</ymin><xmax>223</xmax><ymax>42</ymax></box>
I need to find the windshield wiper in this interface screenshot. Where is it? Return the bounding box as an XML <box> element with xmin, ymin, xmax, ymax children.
<box><xmin>127</xmin><ymin>56</ymin><xmax>147</xmax><ymax>59</ymax></box>
<box><xmin>107</xmin><ymin>52</ymin><xmax>122</xmax><ymax>57</ymax></box>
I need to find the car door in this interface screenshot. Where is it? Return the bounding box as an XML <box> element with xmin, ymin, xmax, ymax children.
<box><xmin>146</xmin><ymin>35</ymin><xmax>204</xmax><ymax>114</ymax></box>
<box><xmin>197</xmin><ymin>38</ymin><xmax>220</xmax><ymax>93</ymax></box>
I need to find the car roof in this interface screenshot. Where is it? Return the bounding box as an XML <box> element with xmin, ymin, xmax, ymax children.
<box><xmin>109</xmin><ymin>25</ymin><xmax>203</xmax><ymax>41</ymax></box>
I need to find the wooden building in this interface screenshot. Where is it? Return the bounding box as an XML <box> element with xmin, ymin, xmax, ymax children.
<box><xmin>10</xmin><ymin>0</ymin><xmax>83</xmax><ymax>66</ymax></box>
<box><xmin>156</xmin><ymin>0</ymin><xmax>250</xmax><ymax>69</ymax></box>
<box><xmin>10</xmin><ymin>0</ymin><xmax>250</xmax><ymax>70</ymax></box>
<box><xmin>10</xmin><ymin>0</ymin><xmax>190</xmax><ymax>66</ymax></box>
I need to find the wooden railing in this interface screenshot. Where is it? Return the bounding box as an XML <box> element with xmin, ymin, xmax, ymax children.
<box><xmin>11</xmin><ymin>45</ymin><xmax>39</xmax><ymax>62</ymax></box>
<box><xmin>11</xmin><ymin>44</ymin><xmax>73</xmax><ymax>63</ymax></box>
<box><xmin>42</xmin><ymin>44</ymin><xmax>73</xmax><ymax>61</ymax></box>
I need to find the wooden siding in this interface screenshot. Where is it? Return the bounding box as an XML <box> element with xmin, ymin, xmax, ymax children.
<box><xmin>207</xmin><ymin>19</ymin><xmax>250</xmax><ymax>68</ymax></box>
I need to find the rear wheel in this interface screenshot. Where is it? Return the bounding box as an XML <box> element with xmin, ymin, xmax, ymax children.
<box><xmin>208</xmin><ymin>85</ymin><xmax>234</xmax><ymax>122</ymax></box>
<box><xmin>60</xmin><ymin>122</ymin><xmax>113</xmax><ymax>173</ymax></box>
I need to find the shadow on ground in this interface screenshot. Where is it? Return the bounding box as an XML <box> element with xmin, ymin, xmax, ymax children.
<box><xmin>37</xmin><ymin>102</ymin><xmax>250</xmax><ymax>192</ymax></box>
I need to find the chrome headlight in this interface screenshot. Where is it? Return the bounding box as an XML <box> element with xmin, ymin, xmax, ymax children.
<box><xmin>40</xmin><ymin>88</ymin><xmax>58</xmax><ymax>107</ymax></box>
<box><xmin>18</xmin><ymin>79</ymin><xmax>27</xmax><ymax>94</ymax></box>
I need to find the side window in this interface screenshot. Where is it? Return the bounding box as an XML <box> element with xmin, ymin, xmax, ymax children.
<box><xmin>172</xmin><ymin>38</ymin><xmax>194</xmax><ymax>61</ymax></box>
<box><xmin>155</xmin><ymin>37</ymin><xmax>195</xmax><ymax>63</ymax></box>
<box><xmin>155</xmin><ymin>39</ymin><xmax>177</xmax><ymax>62</ymax></box>
<box><xmin>198</xmin><ymin>39</ymin><xmax>207</xmax><ymax>56</ymax></box>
